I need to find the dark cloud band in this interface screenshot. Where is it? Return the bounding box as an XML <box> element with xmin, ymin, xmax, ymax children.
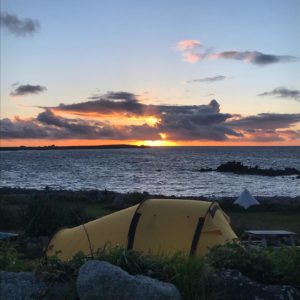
<box><xmin>258</xmin><ymin>87</ymin><xmax>300</xmax><ymax>101</ymax></box>
<box><xmin>1</xmin><ymin>92</ymin><xmax>300</xmax><ymax>143</ymax></box>
<box><xmin>211</xmin><ymin>51</ymin><xmax>297</xmax><ymax>66</ymax></box>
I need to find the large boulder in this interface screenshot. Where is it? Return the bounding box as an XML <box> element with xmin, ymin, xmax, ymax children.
<box><xmin>0</xmin><ymin>271</ymin><xmax>69</xmax><ymax>300</ymax></box>
<box><xmin>76</xmin><ymin>260</ymin><xmax>181</xmax><ymax>300</ymax></box>
<box><xmin>214</xmin><ymin>269</ymin><xmax>300</xmax><ymax>300</ymax></box>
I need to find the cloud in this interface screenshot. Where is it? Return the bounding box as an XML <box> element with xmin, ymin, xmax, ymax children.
<box><xmin>186</xmin><ymin>76</ymin><xmax>227</xmax><ymax>83</ymax></box>
<box><xmin>0</xmin><ymin>117</ymin><xmax>50</xmax><ymax>139</ymax></box>
<box><xmin>0</xmin><ymin>12</ymin><xmax>40</xmax><ymax>36</ymax></box>
<box><xmin>1</xmin><ymin>96</ymin><xmax>240</xmax><ymax>141</ymax></box>
<box><xmin>226</xmin><ymin>113</ymin><xmax>300</xmax><ymax>142</ymax></box>
<box><xmin>156</xmin><ymin>100</ymin><xmax>240</xmax><ymax>141</ymax></box>
<box><xmin>53</xmin><ymin>91</ymin><xmax>144</xmax><ymax>116</ymax></box>
<box><xmin>209</xmin><ymin>51</ymin><xmax>297</xmax><ymax>66</ymax></box>
<box><xmin>1</xmin><ymin>91</ymin><xmax>300</xmax><ymax>143</ymax></box>
<box><xmin>10</xmin><ymin>84</ymin><xmax>47</xmax><ymax>96</ymax></box>
<box><xmin>258</xmin><ymin>87</ymin><xmax>300</xmax><ymax>101</ymax></box>
<box><xmin>182</xmin><ymin>52</ymin><xmax>204</xmax><ymax>63</ymax></box>
<box><xmin>0</xmin><ymin>110</ymin><xmax>160</xmax><ymax>140</ymax></box>
<box><xmin>278</xmin><ymin>130</ymin><xmax>300</xmax><ymax>140</ymax></box>
<box><xmin>175</xmin><ymin>40</ymin><xmax>202</xmax><ymax>51</ymax></box>
<box><xmin>174</xmin><ymin>39</ymin><xmax>298</xmax><ymax>66</ymax></box>
<box><xmin>228</xmin><ymin>113</ymin><xmax>300</xmax><ymax>130</ymax></box>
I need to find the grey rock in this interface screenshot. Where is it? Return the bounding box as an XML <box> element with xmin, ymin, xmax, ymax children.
<box><xmin>76</xmin><ymin>260</ymin><xmax>181</xmax><ymax>300</ymax></box>
<box><xmin>214</xmin><ymin>269</ymin><xmax>300</xmax><ymax>300</ymax></box>
<box><xmin>0</xmin><ymin>271</ymin><xmax>70</xmax><ymax>300</ymax></box>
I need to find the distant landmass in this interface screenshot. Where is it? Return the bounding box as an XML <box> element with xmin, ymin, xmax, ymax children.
<box><xmin>0</xmin><ymin>144</ymin><xmax>149</xmax><ymax>151</ymax></box>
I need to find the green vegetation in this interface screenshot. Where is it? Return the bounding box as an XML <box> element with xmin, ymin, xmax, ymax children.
<box><xmin>1</xmin><ymin>188</ymin><xmax>300</xmax><ymax>299</ymax></box>
<box><xmin>207</xmin><ymin>243</ymin><xmax>300</xmax><ymax>287</ymax></box>
<box><xmin>1</xmin><ymin>241</ymin><xmax>299</xmax><ymax>300</ymax></box>
<box><xmin>0</xmin><ymin>188</ymin><xmax>118</xmax><ymax>235</ymax></box>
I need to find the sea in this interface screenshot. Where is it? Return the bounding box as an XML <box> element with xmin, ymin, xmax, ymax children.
<box><xmin>0</xmin><ymin>147</ymin><xmax>299</xmax><ymax>198</ymax></box>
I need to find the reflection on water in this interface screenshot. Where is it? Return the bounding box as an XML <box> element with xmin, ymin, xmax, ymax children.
<box><xmin>0</xmin><ymin>147</ymin><xmax>299</xmax><ymax>198</ymax></box>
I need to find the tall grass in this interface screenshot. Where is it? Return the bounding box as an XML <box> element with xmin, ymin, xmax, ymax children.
<box><xmin>20</xmin><ymin>198</ymin><xmax>89</xmax><ymax>236</ymax></box>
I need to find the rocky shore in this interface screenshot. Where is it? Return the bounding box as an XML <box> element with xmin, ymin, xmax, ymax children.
<box><xmin>198</xmin><ymin>161</ymin><xmax>300</xmax><ymax>177</ymax></box>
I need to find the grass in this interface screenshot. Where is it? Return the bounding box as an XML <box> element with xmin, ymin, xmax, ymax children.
<box><xmin>1</xmin><ymin>187</ymin><xmax>300</xmax><ymax>239</ymax></box>
<box><xmin>218</xmin><ymin>201</ymin><xmax>300</xmax><ymax>242</ymax></box>
<box><xmin>0</xmin><ymin>189</ymin><xmax>116</xmax><ymax>234</ymax></box>
<box><xmin>1</xmin><ymin>241</ymin><xmax>299</xmax><ymax>300</ymax></box>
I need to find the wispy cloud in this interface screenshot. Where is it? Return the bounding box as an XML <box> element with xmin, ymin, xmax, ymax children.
<box><xmin>209</xmin><ymin>51</ymin><xmax>297</xmax><ymax>66</ymax></box>
<box><xmin>258</xmin><ymin>87</ymin><xmax>300</xmax><ymax>101</ymax></box>
<box><xmin>10</xmin><ymin>84</ymin><xmax>47</xmax><ymax>96</ymax></box>
<box><xmin>175</xmin><ymin>39</ymin><xmax>298</xmax><ymax>66</ymax></box>
<box><xmin>186</xmin><ymin>75</ymin><xmax>227</xmax><ymax>84</ymax></box>
<box><xmin>0</xmin><ymin>12</ymin><xmax>40</xmax><ymax>36</ymax></box>
<box><xmin>182</xmin><ymin>52</ymin><xmax>204</xmax><ymax>63</ymax></box>
<box><xmin>175</xmin><ymin>40</ymin><xmax>202</xmax><ymax>51</ymax></box>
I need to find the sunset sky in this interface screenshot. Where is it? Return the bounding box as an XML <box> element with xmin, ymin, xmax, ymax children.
<box><xmin>1</xmin><ymin>0</ymin><xmax>300</xmax><ymax>146</ymax></box>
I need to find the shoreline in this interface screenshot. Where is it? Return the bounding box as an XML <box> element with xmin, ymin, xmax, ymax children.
<box><xmin>1</xmin><ymin>186</ymin><xmax>299</xmax><ymax>204</ymax></box>
<box><xmin>0</xmin><ymin>144</ymin><xmax>149</xmax><ymax>151</ymax></box>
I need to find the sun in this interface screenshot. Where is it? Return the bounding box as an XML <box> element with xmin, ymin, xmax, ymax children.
<box><xmin>135</xmin><ymin>140</ymin><xmax>177</xmax><ymax>147</ymax></box>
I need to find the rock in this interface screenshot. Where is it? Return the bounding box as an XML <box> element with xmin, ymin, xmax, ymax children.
<box><xmin>198</xmin><ymin>168</ymin><xmax>213</xmax><ymax>172</ymax></box>
<box><xmin>0</xmin><ymin>271</ymin><xmax>70</xmax><ymax>300</ymax></box>
<box><xmin>216</xmin><ymin>161</ymin><xmax>300</xmax><ymax>177</ymax></box>
<box><xmin>214</xmin><ymin>269</ymin><xmax>300</xmax><ymax>300</ymax></box>
<box><xmin>76</xmin><ymin>260</ymin><xmax>181</xmax><ymax>300</ymax></box>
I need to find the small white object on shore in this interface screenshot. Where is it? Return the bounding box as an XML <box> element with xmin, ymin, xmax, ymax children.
<box><xmin>234</xmin><ymin>188</ymin><xmax>260</xmax><ymax>209</ymax></box>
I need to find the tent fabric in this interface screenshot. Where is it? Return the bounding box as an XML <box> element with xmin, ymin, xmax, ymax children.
<box><xmin>46</xmin><ymin>199</ymin><xmax>237</xmax><ymax>261</ymax></box>
<box><xmin>234</xmin><ymin>189</ymin><xmax>260</xmax><ymax>209</ymax></box>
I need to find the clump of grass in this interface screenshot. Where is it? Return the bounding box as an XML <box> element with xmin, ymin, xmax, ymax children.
<box><xmin>207</xmin><ymin>242</ymin><xmax>300</xmax><ymax>287</ymax></box>
<box><xmin>0</xmin><ymin>241</ymin><xmax>37</xmax><ymax>271</ymax></box>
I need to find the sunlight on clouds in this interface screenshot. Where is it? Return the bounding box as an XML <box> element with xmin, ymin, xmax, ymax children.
<box><xmin>145</xmin><ymin>116</ymin><xmax>160</xmax><ymax>127</ymax></box>
<box><xmin>160</xmin><ymin>133</ymin><xmax>167</xmax><ymax>139</ymax></box>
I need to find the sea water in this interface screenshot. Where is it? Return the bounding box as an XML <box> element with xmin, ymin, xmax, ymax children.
<box><xmin>0</xmin><ymin>146</ymin><xmax>299</xmax><ymax>198</ymax></box>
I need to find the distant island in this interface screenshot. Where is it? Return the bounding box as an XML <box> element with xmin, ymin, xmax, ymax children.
<box><xmin>0</xmin><ymin>144</ymin><xmax>150</xmax><ymax>151</ymax></box>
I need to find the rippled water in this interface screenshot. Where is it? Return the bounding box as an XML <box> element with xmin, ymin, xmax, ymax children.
<box><xmin>0</xmin><ymin>147</ymin><xmax>299</xmax><ymax>198</ymax></box>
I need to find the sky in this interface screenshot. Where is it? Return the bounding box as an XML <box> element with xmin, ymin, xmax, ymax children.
<box><xmin>1</xmin><ymin>0</ymin><xmax>300</xmax><ymax>146</ymax></box>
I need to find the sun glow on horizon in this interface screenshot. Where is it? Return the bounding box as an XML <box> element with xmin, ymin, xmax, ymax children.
<box><xmin>135</xmin><ymin>140</ymin><xmax>178</xmax><ymax>146</ymax></box>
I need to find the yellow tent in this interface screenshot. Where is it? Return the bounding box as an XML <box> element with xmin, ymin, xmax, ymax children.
<box><xmin>46</xmin><ymin>199</ymin><xmax>237</xmax><ymax>261</ymax></box>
